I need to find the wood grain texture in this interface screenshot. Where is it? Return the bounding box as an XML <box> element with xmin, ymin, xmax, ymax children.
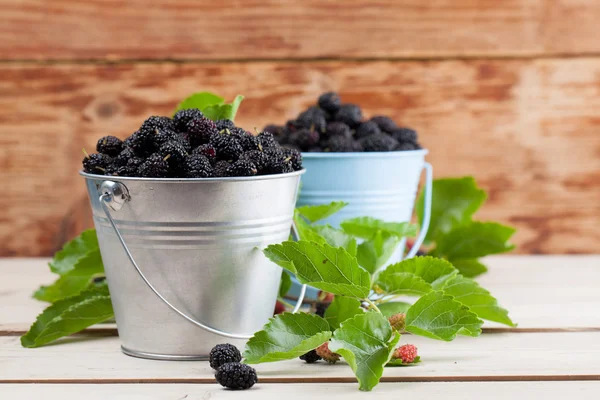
<box><xmin>3</xmin><ymin>382</ymin><xmax>600</xmax><ymax>399</ymax></box>
<box><xmin>1</xmin><ymin>60</ymin><xmax>599</xmax><ymax>256</ymax></box>
<box><xmin>2</xmin><ymin>256</ymin><xmax>599</xmax><ymax>331</ymax></box>
<box><xmin>2</xmin><ymin>0</ymin><xmax>600</xmax><ymax>61</ymax></box>
<box><xmin>1</xmin><ymin>332</ymin><xmax>599</xmax><ymax>381</ymax></box>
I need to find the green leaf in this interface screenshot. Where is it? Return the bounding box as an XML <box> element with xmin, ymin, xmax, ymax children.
<box><xmin>329</xmin><ymin>312</ymin><xmax>401</xmax><ymax>391</ymax></box>
<box><xmin>374</xmin><ymin>256</ymin><xmax>458</xmax><ymax>296</ymax></box>
<box><xmin>173</xmin><ymin>92</ymin><xmax>224</xmax><ymax>114</ymax></box>
<box><xmin>324</xmin><ymin>296</ymin><xmax>364</xmax><ymax>330</ymax></box>
<box><xmin>387</xmin><ymin>355</ymin><xmax>421</xmax><ymax>366</ymax></box>
<box><xmin>416</xmin><ymin>176</ymin><xmax>487</xmax><ymax>242</ymax></box>
<box><xmin>279</xmin><ymin>270</ymin><xmax>292</xmax><ymax>298</ymax></box>
<box><xmin>377</xmin><ymin>302</ymin><xmax>412</xmax><ymax>318</ymax></box>
<box><xmin>34</xmin><ymin>249</ymin><xmax>104</xmax><ymax>303</ymax></box>
<box><xmin>296</xmin><ymin>201</ymin><xmax>348</xmax><ymax>223</ymax></box>
<box><xmin>227</xmin><ymin>94</ymin><xmax>244</xmax><ymax>122</ymax></box>
<box><xmin>49</xmin><ymin>229</ymin><xmax>99</xmax><ymax>275</ymax></box>
<box><xmin>405</xmin><ymin>291</ymin><xmax>483</xmax><ymax>341</ymax></box>
<box><xmin>442</xmin><ymin>275</ymin><xmax>516</xmax><ymax>327</ymax></box>
<box><xmin>356</xmin><ymin>231</ymin><xmax>401</xmax><ymax>274</ymax></box>
<box><xmin>263</xmin><ymin>241</ymin><xmax>371</xmax><ymax>298</ymax></box>
<box><xmin>21</xmin><ymin>283</ymin><xmax>113</xmax><ymax>348</ymax></box>
<box><xmin>293</xmin><ymin>211</ymin><xmax>326</xmax><ymax>244</ymax></box>
<box><xmin>434</xmin><ymin>222</ymin><xmax>516</xmax><ymax>259</ymax></box>
<box><xmin>450</xmin><ymin>258</ymin><xmax>488</xmax><ymax>278</ymax></box>
<box><xmin>341</xmin><ymin>217</ymin><xmax>416</xmax><ymax>240</ymax></box>
<box><xmin>312</xmin><ymin>225</ymin><xmax>358</xmax><ymax>256</ymax></box>
<box><xmin>243</xmin><ymin>312</ymin><xmax>331</xmax><ymax>363</ymax></box>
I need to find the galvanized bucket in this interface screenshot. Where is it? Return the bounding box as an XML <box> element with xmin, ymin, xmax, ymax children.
<box><xmin>82</xmin><ymin>171</ymin><xmax>306</xmax><ymax>360</ymax></box>
<box><xmin>290</xmin><ymin>150</ymin><xmax>432</xmax><ymax>300</ymax></box>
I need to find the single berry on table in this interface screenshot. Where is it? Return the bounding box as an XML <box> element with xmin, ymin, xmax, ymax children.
<box><xmin>315</xmin><ymin>342</ymin><xmax>340</xmax><ymax>364</ymax></box>
<box><xmin>299</xmin><ymin>349</ymin><xmax>322</xmax><ymax>364</ymax></box>
<box><xmin>393</xmin><ymin>344</ymin><xmax>418</xmax><ymax>364</ymax></box>
<box><xmin>96</xmin><ymin>136</ymin><xmax>124</xmax><ymax>156</ymax></box>
<box><xmin>215</xmin><ymin>362</ymin><xmax>258</xmax><ymax>390</ymax></box>
<box><xmin>209</xmin><ymin>343</ymin><xmax>242</xmax><ymax>370</ymax></box>
<box><xmin>335</xmin><ymin>104</ymin><xmax>362</xmax><ymax>127</ymax></box>
<box><xmin>318</xmin><ymin>92</ymin><xmax>341</xmax><ymax>113</ymax></box>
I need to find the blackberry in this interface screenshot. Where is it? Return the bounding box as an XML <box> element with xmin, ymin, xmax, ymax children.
<box><xmin>326</xmin><ymin>136</ymin><xmax>362</xmax><ymax>152</ymax></box>
<box><xmin>215</xmin><ymin>362</ymin><xmax>257</xmax><ymax>390</ymax></box>
<box><xmin>288</xmin><ymin>128</ymin><xmax>320</xmax><ymax>151</ymax></box>
<box><xmin>192</xmin><ymin>144</ymin><xmax>217</xmax><ymax>162</ymax></box>
<box><xmin>186</xmin><ymin>116</ymin><xmax>219</xmax><ymax>147</ymax></box>
<box><xmin>395</xmin><ymin>141</ymin><xmax>421</xmax><ymax>151</ymax></box>
<box><xmin>354</xmin><ymin>121</ymin><xmax>381</xmax><ymax>139</ymax></box>
<box><xmin>318</xmin><ymin>92</ymin><xmax>341</xmax><ymax>114</ymax></box>
<box><xmin>324</xmin><ymin>122</ymin><xmax>351</xmax><ymax>139</ymax></box>
<box><xmin>215</xmin><ymin>119</ymin><xmax>235</xmax><ymax>132</ymax></box>
<box><xmin>226</xmin><ymin>159</ymin><xmax>258</xmax><ymax>177</ymax></box>
<box><xmin>96</xmin><ymin>136</ymin><xmax>123</xmax><ymax>156</ymax></box>
<box><xmin>257</xmin><ymin>131</ymin><xmax>278</xmax><ymax>149</ymax></box>
<box><xmin>210</xmin><ymin>132</ymin><xmax>244</xmax><ymax>161</ymax></box>
<box><xmin>370</xmin><ymin>116</ymin><xmax>397</xmax><ymax>133</ymax></box>
<box><xmin>240</xmin><ymin>150</ymin><xmax>269</xmax><ymax>173</ymax></box>
<box><xmin>82</xmin><ymin>153</ymin><xmax>112</xmax><ymax>174</ymax></box>
<box><xmin>209</xmin><ymin>344</ymin><xmax>242</xmax><ymax>370</ymax></box>
<box><xmin>140</xmin><ymin>116</ymin><xmax>175</xmax><ymax>135</ymax></box>
<box><xmin>158</xmin><ymin>141</ymin><xmax>188</xmax><ymax>173</ymax></box>
<box><xmin>116</xmin><ymin>157</ymin><xmax>143</xmax><ymax>177</ymax></box>
<box><xmin>137</xmin><ymin>153</ymin><xmax>170</xmax><ymax>178</ymax></box>
<box><xmin>185</xmin><ymin>154</ymin><xmax>213</xmax><ymax>178</ymax></box>
<box><xmin>389</xmin><ymin>127</ymin><xmax>418</xmax><ymax>144</ymax></box>
<box><xmin>282</xmin><ymin>147</ymin><xmax>303</xmax><ymax>171</ymax></box>
<box><xmin>299</xmin><ymin>350</ymin><xmax>322</xmax><ymax>364</ymax></box>
<box><xmin>297</xmin><ymin>107</ymin><xmax>327</xmax><ymax>132</ymax></box>
<box><xmin>214</xmin><ymin>160</ymin><xmax>231</xmax><ymax>177</ymax></box>
<box><xmin>359</xmin><ymin>133</ymin><xmax>399</xmax><ymax>152</ymax></box>
<box><xmin>173</xmin><ymin>109</ymin><xmax>204</xmax><ymax>133</ymax></box>
<box><xmin>114</xmin><ymin>147</ymin><xmax>136</xmax><ymax>167</ymax></box>
<box><xmin>128</xmin><ymin>130</ymin><xmax>156</xmax><ymax>157</ymax></box>
<box><xmin>335</xmin><ymin>104</ymin><xmax>362</xmax><ymax>127</ymax></box>
<box><xmin>155</xmin><ymin>128</ymin><xmax>190</xmax><ymax>151</ymax></box>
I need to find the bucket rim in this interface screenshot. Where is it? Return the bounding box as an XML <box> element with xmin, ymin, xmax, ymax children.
<box><xmin>301</xmin><ymin>149</ymin><xmax>428</xmax><ymax>159</ymax></box>
<box><xmin>80</xmin><ymin>168</ymin><xmax>305</xmax><ymax>183</ymax></box>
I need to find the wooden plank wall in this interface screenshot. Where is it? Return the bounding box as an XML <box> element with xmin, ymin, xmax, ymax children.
<box><xmin>1</xmin><ymin>0</ymin><xmax>599</xmax><ymax>256</ymax></box>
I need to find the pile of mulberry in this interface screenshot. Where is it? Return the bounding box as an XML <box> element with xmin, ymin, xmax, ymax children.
<box><xmin>264</xmin><ymin>92</ymin><xmax>422</xmax><ymax>152</ymax></box>
<box><xmin>82</xmin><ymin>112</ymin><xmax>303</xmax><ymax>178</ymax></box>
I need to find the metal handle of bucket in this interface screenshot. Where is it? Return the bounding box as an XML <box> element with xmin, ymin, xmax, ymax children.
<box><xmin>405</xmin><ymin>162</ymin><xmax>433</xmax><ymax>259</ymax></box>
<box><xmin>98</xmin><ymin>180</ymin><xmax>307</xmax><ymax>340</ymax></box>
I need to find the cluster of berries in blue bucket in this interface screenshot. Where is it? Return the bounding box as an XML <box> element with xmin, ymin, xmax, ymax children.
<box><xmin>210</xmin><ymin>344</ymin><xmax>257</xmax><ymax>390</ymax></box>
<box><xmin>82</xmin><ymin>109</ymin><xmax>303</xmax><ymax>178</ymax></box>
<box><xmin>264</xmin><ymin>92</ymin><xmax>422</xmax><ymax>152</ymax></box>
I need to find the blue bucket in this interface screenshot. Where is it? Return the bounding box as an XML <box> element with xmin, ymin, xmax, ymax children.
<box><xmin>289</xmin><ymin>150</ymin><xmax>433</xmax><ymax>301</ymax></box>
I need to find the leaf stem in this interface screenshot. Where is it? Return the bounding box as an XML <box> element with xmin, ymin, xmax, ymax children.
<box><xmin>364</xmin><ymin>298</ymin><xmax>381</xmax><ymax>314</ymax></box>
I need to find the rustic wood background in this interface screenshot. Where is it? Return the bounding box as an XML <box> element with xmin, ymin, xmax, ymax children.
<box><xmin>1</xmin><ymin>0</ymin><xmax>599</xmax><ymax>256</ymax></box>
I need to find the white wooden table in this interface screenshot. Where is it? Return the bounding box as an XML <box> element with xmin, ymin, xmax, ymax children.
<box><xmin>1</xmin><ymin>256</ymin><xmax>599</xmax><ymax>399</ymax></box>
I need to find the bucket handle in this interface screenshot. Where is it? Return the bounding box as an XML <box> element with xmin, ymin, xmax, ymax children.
<box><xmin>98</xmin><ymin>180</ymin><xmax>307</xmax><ymax>340</ymax></box>
<box><xmin>404</xmin><ymin>162</ymin><xmax>433</xmax><ymax>259</ymax></box>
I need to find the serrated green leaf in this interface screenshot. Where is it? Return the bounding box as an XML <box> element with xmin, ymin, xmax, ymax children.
<box><xmin>279</xmin><ymin>270</ymin><xmax>292</xmax><ymax>297</ymax></box>
<box><xmin>21</xmin><ymin>283</ymin><xmax>113</xmax><ymax>348</ymax></box>
<box><xmin>34</xmin><ymin>249</ymin><xmax>104</xmax><ymax>303</ymax></box>
<box><xmin>49</xmin><ymin>229</ymin><xmax>99</xmax><ymax>275</ymax></box>
<box><xmin>386</xmin><ymin>355</ymin><xmax>421</xmax><ymax>366</ymax></box>
<box><xmin>324</xmin><ymin>296</ymin><xmax>364</xmax><ymax>330</ymax></box>
<box><xmin>293</xmin><ymin>211</ymin><xmax>326</xmax><ymax>244</ymax></box>
<box><xmin>375</xmin><ymin>256</ymin><xmax>458</xmax><ymax>296</ymax></box>
<box><xmin>173</xmin><ymin>92</ymin><xmax>224</xmax><ymax>114</ymax></box>
<box><xmin>442</xmin><ymin>275</ymin><xmax>516</xmax><ymax>327</ymax></box>
<box><xmin>450</xmin><ymin>258</ymin><xmax>488</xmax><ymax>278</ymax></box>
<box><xmin>243</xmin><ymin>312</ymin><xmax>331</xmax><ymax>363</ymax></box>
<box><xmin>296</xmin><ymin>201</ymin><xmax>348</xmax><ymax>223</ymax></box>
<box><xmin>263</xmin><ymin>241</ymin><xmax>371</xmax><ymax>298</ymax></box>
<box><xmin>356</xmin><ymin>231</ymin><xmax>401</xmax><ymax>274</ymax></box>
<box><xmin>416</xmin><ymin>176</ymin><xmax>487</xmax><ymax>243</ymax></box>
<box><xmin>377</xmin><ymin>302</ymin><xmax>412</xmax><ymax>318</ymax></box>
<box><xmin>227</xmin><ymin>94</ymin><xmax>244</xmax><ymax>122</ymax></box>
<box><xmin>434</xmin><ymin>222</ymin><xmax>516</xmax><ymax>259</ymax></box>
<box><xmin>312</xmin><ymin>225</ymin><xmax>358</xmax><ymax>256</ymax></box>
<box><xmin>329</xmin><ymin>312</ymin><xmax>401</xmax><ymax>391</ymax></box>
<box><xmin>341</xmin><ymin>217</ymin><xmax>416</xmax><ymax>240</ymax></box>
<box><xmin>405</xmin><ymin>291</ymin><xmax>483</xmax><ymax>341</ymax></box>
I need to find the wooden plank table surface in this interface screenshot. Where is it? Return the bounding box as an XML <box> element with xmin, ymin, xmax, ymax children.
<box><xmin>1</xmin><ymin>255</ymin><xmax>599</xmax><ymax>398</ymax></box>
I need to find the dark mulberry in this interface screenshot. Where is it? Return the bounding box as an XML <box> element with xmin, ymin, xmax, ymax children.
<box><xmin>324</xmin><ymin>122</ymin><xmax>351</xmax><ymax>139</ymax></box>
<box><xmin>288</xmin><ymin>128</ymin><xmax>320</xmax><ymax>151</ymax></box>
<box><xmin>192</xmin><ymin>144</ymin><xmax>217</xmax><ymax>162</ymax></box>
<box><xmin>215</xmin><ymin>362</ymin><xmax>258</xmax><ymax>390</ymax></box>
<box><xmin>370</xmin><ymin>116</ymin><xmax>397</xmax><ymax>133</ymax></box>
<box><xmin>209</xmin><ymin>344</ymin><xmax>242</xmax><ymax>370</ymax></box>
<box><xmin>214</xmin><ymin>160</ymin><xmax>231</xmax><ymax>177</ymax></box>
<box><xmin>263</xmin><ymin>148</ymin><xmax>294</xmax><ymax>174</ymax></box>
<box><xmin>185</xmin><ymin>154</ymin><xmax>213</xmax><ymax>178</ymax></box>
<box><xmin>297</xmin><ymin>107</ymin><xmax>327</xmax><ymax>132</ymax></box>
<box><xmin>359</xmin><ymin>133</ymin><xmax>399</xmax><ymax>152</ymax></box>
<box><xmin>354</xmin><ymin>121</ymin><xmax>381</xmax><ymax>139</ymax></box>
<box><xmin>389</xmin><ymin>127</ymin><xmax>418</xmax><ymax>144</ymax></box>
<box><xmin>116</xmin><ymin>157</ymin><xmax>143</xmax><ymax>177</ymax></box>
<box><xmin>318</xmin><ymin>92</ymin><xmax>341</xmax><ymax>114</ymax></box>
<box><xmin>140</xmin><ymin>116</ymin><xmax>175</xmax><ymax>135</ymax></box>
<box><xmin>173</xmin><ymin>109</ymin><xmax>204</xmax><ymax>133</ymax></box>
<box><xmin>395</xmin><ymin>141</ymin><xmax>422</xmax><ymax>151</ymax></box>
<box><xmin>210</xmin><ymin>132</ymin><xmax>244</xmax><ymax>161</ymax></box>
<box><xmin>299</xmin><ymin>350</ymin><xmax>322</xmax><ymax>364</ymax></box>
<box><xmin>128</xmin><ymin>129</ymin><xmax>156</xmax><ymax>157</ymax></box>
<box><xmin>82</xmin><ymin>153</ymin><xmax>112</xmax><ymax>174</ymax></box>
<box><xmin>96</xmin><ymin>136</ymin><xmax>123</xmax><ymax>156</ymax></box>
<box><xmin>335</xmin><ymin>104</ymin><xmax>362</xmax><ymax>127</ymax></box>
<box><xmin>158</xmin><ymin>141</ymin><xmax>188</xmax><ymax>173</ymax></box>
<box><xmin>285</xmin><ymin>119</ymin><xmax>303</xmax><ymax>133</ymax></box>
<box><xmin>155</xmin><ymin>128</ymin><xmax>190</xmax><ymax>151</ymax></box>
<box><xmin>215</xmin><ymin>119</ymin><xmax>235</xmax><ymax>132</ymax></box>
<box><xmin>240</xmin><ymin>150</ymin><xmax>269</xmax><ymax>173</ymax></box>
<box><xmin>137</xmin><ymin>153</ymin><xmax>170</xmax><ymax>178</ymax></box>
<box><xmin>186</xmin><ymin>116</ymin><xmax>219</xmax><ymax>147</ymax></box>
<box><xmin>226</xmin><ymin>159</ymin><xmax>258</xmax><ymax>177</ymax></box>
<box><xmin>326</xmin><ymin>136</ymin><xmax>362</xmax><ymax>152</ymax></box>
<box><xmin>263</xmin><ymin>124</ymin><xmax>287</xmax><ymax>143</ymax></box>
<box><xmin>283</xmin><ymin>147</ymin><xmax>303</xmax><ymax>171</ymax></box>
<box><xmin>234</xmin><ymin>130</ymin><xmax>262</xmax><ymax>152</ymax></box>
<box><xmin>114</xmin><ymin>147</ymin><xmax>136</xmax><ymax>167</ymax></box>
<box><xmin>257</xmin><ymin>131</ymin><xmax>278</xmax><ymax>149</ymax></box>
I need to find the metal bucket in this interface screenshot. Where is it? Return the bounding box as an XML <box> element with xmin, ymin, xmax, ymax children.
<box><xmin>290</xmin><ymin>150</ymin><xmax>432</xmax><ymax>300</ymax></box>
<box><xmin>82</xmin><ymin>171</ymin><xmax>306</xmax><ymax>360</ymax></box>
